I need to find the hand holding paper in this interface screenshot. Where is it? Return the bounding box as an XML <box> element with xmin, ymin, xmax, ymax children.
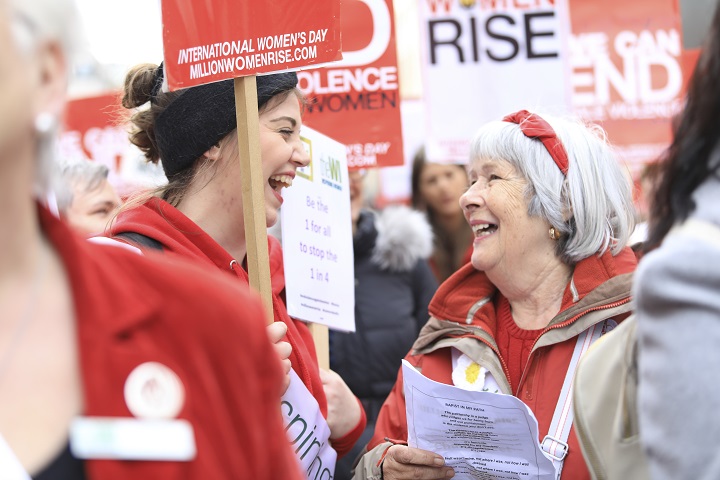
<box><xmin>402</xmin><ymin>360</ymin><xmax>556</xmax><ymax>480</ymax></box>
<box><xmin>382</xmin><ymin>444</ymin><xmax>455</xmax><ymax>479</ymax></box>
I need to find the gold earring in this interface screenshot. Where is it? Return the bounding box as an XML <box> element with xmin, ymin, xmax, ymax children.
<box><xmin>549</xmin><ymin>227</ymin><xmax>561</xmax><ymax>241</ymax></box>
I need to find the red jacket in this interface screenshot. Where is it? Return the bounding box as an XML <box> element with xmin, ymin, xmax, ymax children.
<box><xmin>355</xmin><ymin>248</ymin><xmax>636</xmax><ymax>480</ymax></box>
<box><xmin>110</xmin><ymin>197</ymin><xmax>366</xmax><ymax>457</ymax></box>
<box><xmin>40</xmin><ymin>207</ymin><xmax>302</xmax><ymax>479</ymax></box>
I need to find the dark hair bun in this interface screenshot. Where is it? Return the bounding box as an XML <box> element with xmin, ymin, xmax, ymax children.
<box><xmin>122</xmin><ymin>63</ymin><xmax>160</xmax><ymax>109</ymax></box>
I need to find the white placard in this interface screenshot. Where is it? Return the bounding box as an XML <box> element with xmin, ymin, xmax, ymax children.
<box><xmin>403</xmin><ymin>360</ymin><xmax>556</xmax><ymax>480</ymax></box>
<box><xmin>282</xmin><ymin>370</ymin><xmax>337</xmax><ymax>478</ymax></box>
<box><xmin>281</xmin><ymin>126</ymin><xmax>355</xmax><ymax>332</ymax></box>
<box><xmin>419</xmin><ymin>0</ymin><xmax>572</xmax><ymax>163</ymax></box>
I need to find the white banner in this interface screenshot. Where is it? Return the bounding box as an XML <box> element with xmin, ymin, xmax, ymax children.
<box><xmin>282</xmin><ymin>370</ymin><xmax>337</xmax><ymax>479</ymax></box>
<box><xmin>281</xmin><ymin>126</ymin><xmax>355</xmax><ymax>332</ymax></box>
<box><xmin>419</xmin><ymin>0</ymin><xmax>572</xmax><ymax>163</ymax></box>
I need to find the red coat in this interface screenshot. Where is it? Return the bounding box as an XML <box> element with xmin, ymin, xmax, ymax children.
<box><xmin>110</xmin><ymin>198</ymin><xmax>366</xmax><ymax>457</ymax></box>
<box><xmin>41</xmin><ymin>207</ymin><xmax>302</xmax><ymax>479</ymax></box>
<box><xmin>356</xmin><ymin>248</ymin><xmax>637</xmax><ymax>479</ymax></box>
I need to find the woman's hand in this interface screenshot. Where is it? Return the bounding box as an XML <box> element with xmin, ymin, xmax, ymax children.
<box><xmin>319</xmin><ymin>368</ymin><xmax>362</xmax><ymax>439</ymax></box>
<box><xmin>266</xmin><ymin>322</ymin><xmax>292</xmax><ymax>393</ymax></box>
<box><xmin>382</xmin><ymin>445</ymin><xmax>455</xmax><ymax>479</ymax></box>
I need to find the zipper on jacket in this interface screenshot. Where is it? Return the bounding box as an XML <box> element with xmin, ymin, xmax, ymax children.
<box><xmin>520</xmin><ymin>350</ymin><xmax>542</xmax><ymax>400</ymax></box>
<box><xmin>516</xmin><ymin>297</ymin><xmax>631</xmax><ymax>396</ymax></box>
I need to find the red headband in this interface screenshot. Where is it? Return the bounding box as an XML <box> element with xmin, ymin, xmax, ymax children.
<box><xmin>502</xmin><ymin>110</ymin><xmax>569</xmax><ymax>176</ymax></box>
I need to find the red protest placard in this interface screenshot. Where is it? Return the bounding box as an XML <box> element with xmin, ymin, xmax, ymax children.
<box><xmin>161</xmin><ymin>0</ymin><xmax>342</xmax><ymax>90</ymax></box>
<box><xmin>60</xmin><ymin>93</ymin><xmax>126</xmax><ymax>174</ymax></box>
<box><xmin>60</xmin><ymin>93</ymin><xmax>167</xmax><ymax>196</ymax></box>
<box><xmin>568</xmin><ymin>0</ymin><xmax>683</xmax><ymax>176</ymax></box>
<box><xmin>299</xmin><ymin>0</ymin><xmax>404</xmax><ymax>169</ymax></box>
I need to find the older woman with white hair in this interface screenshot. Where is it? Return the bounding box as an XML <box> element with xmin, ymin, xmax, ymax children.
<box><xmin>352</xmin><ymin>110</ymin><xmax>637</xmax><ymax>480</ymax></box>
<box><xmin>0</xmin><ymin>0</ymin><xmax>302</xmax><ymax>478</ymax></box>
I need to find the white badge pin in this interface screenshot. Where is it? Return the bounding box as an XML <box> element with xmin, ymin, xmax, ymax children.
<box><xmin>124</xmin><ymin>362</ymin><xmax>185</xmax><ymax>419</ymax></box>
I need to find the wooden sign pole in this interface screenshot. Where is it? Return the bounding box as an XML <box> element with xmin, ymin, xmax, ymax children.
<box><xmin>234</xmin><ymin>75</ymin><xmax>329</xmax><ymax>370</ymax></box>
<box><xmin>308</xmin><ymin>324</ymin><xmax>330</xmax><ymax>369</ymax></box>
<box><xmin>234</xmin><ymin>76</ymin><xmax>273</xmax><ymax>322</ymax></box>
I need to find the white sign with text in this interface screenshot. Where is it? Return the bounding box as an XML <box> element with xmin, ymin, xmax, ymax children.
<box><xmin>281</xmin><ymin>126</ymin><xmax>355</xmax><ymax>332</ymax></box>
<box><xmin>282</xmin><ymin>370</ymin><xmax>337</xmax><ymax>478</ymax></box>
<box><xmin>419</xmin><ymin>0</ymin><xmax>571</xmax><ymax>164</ymax></box>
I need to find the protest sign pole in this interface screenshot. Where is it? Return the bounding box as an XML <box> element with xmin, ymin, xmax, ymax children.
<box><xmin>235</xmin><ymin>78</ymin><xmax>330</xmax><ymax>360</ymax></box>
<box><xmin>236</xmin><ymin>74</ymin><xmax>330</xmax><ymax>359</ymax></box>
<box><xmin>308</xmin><ymin>324</ymin><xmax>329</xmax><ymax>369</ymax></box>
<box><xmin>234</xmin><ymin>75</ymin><xmax>274</xmax><ymax>322</ymax></box>
<box><xmin>161</xmin><ymin>0</ymin><xmax>344</xmax><ymax>338</ymax></box>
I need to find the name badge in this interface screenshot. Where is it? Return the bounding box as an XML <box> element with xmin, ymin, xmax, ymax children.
<box><xmin>69</xmin><ymin>417</ymin><xmax>196</xmax><ymax>461</ymax></box>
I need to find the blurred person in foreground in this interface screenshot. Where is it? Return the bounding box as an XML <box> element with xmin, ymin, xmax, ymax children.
<box><xmin>411</xmin><ymin>148</ymin><xmax>474</xmax><ymax>284</ymax></box>
<box><xmin>634</xmin><ymin>1</ymin><xmax>720</xmax><ymax>477</ymax></box>
<box><xmin>0</xmin><ymin>0</ymin><xmax>301</xmax><ymax>478</ymax></box>
<box><xmin>331</xmin><ymin>169</ymin><xmax>438</xmax><ymax>480</ymax></box>
<box><xmin>56</xmin><ymin>159</ymin><xmax>122</xmax><ymax>237</ymax></box>
<box><xmin>353</xmin><ymin>110</ymin><xmax>637</xmax><ymax>480</ymax></box>
<box><xmin>108</xmin><ymin>63</ymin><xmax>365</xmax><ymax>465</ymax></box>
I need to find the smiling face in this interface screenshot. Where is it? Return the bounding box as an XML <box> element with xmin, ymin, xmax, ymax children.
<box><xmin>259</xmin><ymin>92</ymin><xmax>309</xmax><ymax>227</ymax></box>
<box><xmin>242</xmin><ymin>92</ymin><xmax>308</xmax><ymax>228</ymax></box>
<box><xmin>460</xmin><ymin>156</ymin><xmax>558</xmax><ymax>277</ymax></box>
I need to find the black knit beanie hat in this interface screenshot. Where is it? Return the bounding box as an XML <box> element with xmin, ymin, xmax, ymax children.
<box><xmin>151</xmin><ymin>64</ymin><xmax>299</xmax><ymax>179</ymax></box>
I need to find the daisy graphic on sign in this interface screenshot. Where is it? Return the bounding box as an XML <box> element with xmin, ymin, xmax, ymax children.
<box><xmin>451</xmin><ymin>349</ymin><xmax>502</xmax><ymax>394</ymax></box>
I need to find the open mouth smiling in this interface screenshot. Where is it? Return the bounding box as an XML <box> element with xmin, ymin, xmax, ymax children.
<box><xmin>268</xmin><ymin>174</ymin><xmax>293</xmax><ymax>191</ymax></box>
<box><xmin>472</xmin><ymin>223</ymin><xmax>498</xmax><ymax>236</ymax></box>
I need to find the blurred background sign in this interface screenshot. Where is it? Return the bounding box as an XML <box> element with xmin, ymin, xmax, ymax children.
<box><xmin>59</xmin><ymin>93</ymin><xmax>166</xmax><ymax>197</ymax></box>
<box><xmin>66</xmin><ymin>0</ymin><xmax>713</xmax><ymax>204</ymax></box>
<box><xmin>300</xmin><ymin>0</ymin><xmax>406</xmax><ymax>170</ymax></box>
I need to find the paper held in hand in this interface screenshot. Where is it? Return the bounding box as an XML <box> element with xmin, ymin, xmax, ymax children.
<box><xmin>402</xmin><ymin>360</ymin><xmax>556</xmax><ymax>480</ymax></box>
<box><xmin>283</xmin><ymin>369</ymin><xmax>336</xmax><ymax>478</ymax></box>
